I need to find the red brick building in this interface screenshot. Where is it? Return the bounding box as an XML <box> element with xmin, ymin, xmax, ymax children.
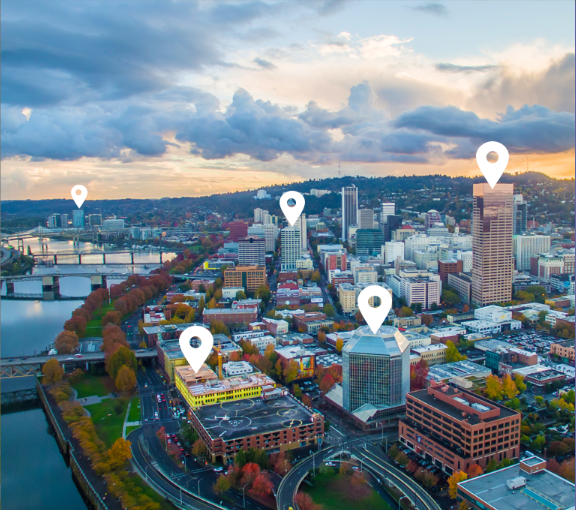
<box><xmin>399</xmin><ymin>383</ymin><xmax>521</xmax><ymax>475</ymax></box>
<box><xmin>226</xmin><ymin>221</ymin><xmax>248</xmax><ymax>242</ymax></box>
<box><xmin>438</xmin><ymin>260</ymin><xmax>463</xmax><ymax>283</ymax></box>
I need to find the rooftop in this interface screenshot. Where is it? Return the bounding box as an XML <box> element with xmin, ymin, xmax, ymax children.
<box><xmin>193</xmin><ymin>395</ymin><xmax>319</xmax><ymax>441</ymax></box>
<box><xmin>175</xmin><ymin>367</ymin><xmax>274</xmax><ymax>397</ymax></box>
<box><xmin>428</xmin><ymin>360</ymin><xmax>491</xmax><ymax>381</ymax></box>
<box><xmin>459</xmin><ymin>459</ymin><xmax>575</xmax><ymax>510</ymax></box>
<box><xmin>343</xmin><ymin>325</ymin><xmax>410</xmax><ymax>357</ymax></box>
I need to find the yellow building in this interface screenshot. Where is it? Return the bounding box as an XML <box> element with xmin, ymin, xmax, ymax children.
<box><xmin>224</xmin><ymin>266</ymin><xmax>267</xmax><ymax>293</ymax></box>
<box><xmin>174</xmin><ymin>365</ymin><xmax>276</xmax><ymax>409</ymax></box>
<box><xmin>411</xmin><ymin>344</ymin><xmax>447</xmax><ymax>366</ymax></box>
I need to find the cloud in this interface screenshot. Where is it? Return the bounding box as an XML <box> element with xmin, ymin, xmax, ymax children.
<box><xmin>393</xmin><ymin>104</ymin><xmax>575</xmax><ymax>157</ymax></box>
<box><xmin>435</xmin><ymin>63</ymin><xmax>499</xmax><ymax>73</ymax></box>
<box><xmin>410</xmin><ymin>3</ymin><xmax>449</xmax><ymax>18</ymax></box>
<box><xmin>316</xmin><ymin>0</ymin><xmax>347</xmax><ymax>16</ymax></box>
<box><xmin>253</xmin><ymin>57</ymin><xmax>277</xmax><ymax>69</ymax></box>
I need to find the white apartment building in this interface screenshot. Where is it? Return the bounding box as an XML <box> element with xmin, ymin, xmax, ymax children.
<box><xmin>383</xmin><ymin>241</ymin><xmax>405</xmax><ymax>264</ymax></box>
<box><xmin>222</xmin><ymin>361</ymin><xmax>255</xmax><ymax>377</ymax></box>
<box><xmin>102</xmin><ymin>218</ymin><xmax>124</xmax><ymax>230</ymax></box>
<box><xmin>358</xmin><ymin>209</ymin><xmax>375</xmax><ymax>229</ymax></box>
<box><xmin>414</xmin><ymin>245</ymin><xmax>440</xmax><ymax>270</ymax></box>
<box><xmin>263</xmin><ymin>223</ymin><xmax>277</xmax><ymax>252</ymax></box>
<box><xmin>405</xmin><ymin>235</ymin><xmax>438</xmax><ymax>261</ymax></box>
<box><xmin>380</xmin><ymin>202</ymin><xmax>395</xmax><ymax>224</ymax></box>
<box><xmin>513</xmin><ymin>235</ymin><xmax>551</xmax><ymax>271</ymax></box>
<box><xmin>388</xmin><ymin>271</ymin><xmax>441</xmax><ymax>310</ymax></box>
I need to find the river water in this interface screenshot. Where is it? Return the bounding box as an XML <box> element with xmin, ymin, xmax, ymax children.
<box><xmin>1</xmin><ymin>237</ymin><xmax>176</xmax><ymax>510</ymax></box>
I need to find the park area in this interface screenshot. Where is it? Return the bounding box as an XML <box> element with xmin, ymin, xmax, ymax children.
<box><xmin>303</xmin><ymin>469</ymin><xmax>392</xmax><ymax>510</ymax></box>
<box><xmin>84</xmin><ymin>302</ymin><xmax>116</xmax><ymax>337</ymax></box>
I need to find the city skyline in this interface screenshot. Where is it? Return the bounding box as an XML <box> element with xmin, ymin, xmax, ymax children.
<box><xmin>1</xmin><ymin>1</ymin><xmax>575</xmax><ymax>201</ymax></box>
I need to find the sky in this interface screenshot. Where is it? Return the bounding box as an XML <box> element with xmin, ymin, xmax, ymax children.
<box><xmin>1</xmin><ymin>0</ymin><xmax>575</xmax><ymax>200</ymax></box>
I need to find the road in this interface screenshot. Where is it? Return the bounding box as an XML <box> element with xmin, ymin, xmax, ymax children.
<box><xmin>276</xmin><ymin>435</ymin><xmax>442</xmax><ymax>510</ymax></box>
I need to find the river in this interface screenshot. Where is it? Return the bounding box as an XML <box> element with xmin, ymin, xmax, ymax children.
<box><xmin>1</xmin><ymin>237</ymin><xmax>176</xmax><ymax>510</ymax></box>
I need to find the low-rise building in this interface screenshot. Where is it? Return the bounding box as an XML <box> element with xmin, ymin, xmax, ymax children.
<box><xmin>511</xmin><ymin>365</ymin><xmax>567</xmax><ymax>394</ymax></box>
<box><xmin>143</xmin><ymin>322</ymin><xmax>208</xmax><ymax>348</ymax></box>
<box><xmin>222</xmin><ymin>361</ymin><xmax>254</xmax><ymax>377</ymax></box>
<box><xmin>447</xmin><ymin>273</ymin><xmax>473</xmax><ymax>306</ymax></box>
<box><xmin>188</xmin><ymin>394</ymin><xmax>324</xmax><ymax>463</ymax></box>
<box><xmin>203</xmin><ymin>308</ymin><xmax>258</xmax><ymax>326</ymax></box>
<box><xmin>276</xmin><ymin>332</ymin><xmax>314</xmax><ymax>346</ymax></box>
<box><xmin>224</xmin><ymin>265</ymin><xmax>267</xmax><ymax>293</ymax></box>
<box><xmin>292</xmin><ymin>312</ymin><xmax>333</xmax><ymax>335</ymax></box>
<box><xmin>393</xmin><ymin>316</ymin><xmax>422</xmax><ymax>328</ymax></box>
<box><xmin>275</xmin><ymin>346</ymin><xmax>316</xmax><ymax>380</ymax></box>
<box><xmin>156</xmin><ymin>338</ymin><xmax>188</xmax><ymax>382</ymax></box>
<box><xmin>175</xmin><ymin>365</ymin><xmax>275</xmax><ymax>409</ymax></box>
<box><xmin>222</xmin><ymin>287</ymin><xmax>245</xmax><ymax>299</ymax></box>
<box><xmin>411</xmin><ymin>344</ymin><xmax>447</xmax><ymax>365</ymax></box>
<box><xmin>550</xmin><ymin>339</ymin><xmax>575</xmax><ymax>363</ymax></box>
<box><xmin>400</xmin><ymin>384</ymin><xmax>521</xmax><ymax>475</ymax></box>
<box><xmin>457</xmin><ymin>456</ymin><xmax>574</xmax><ymax>510</ymax></box>
<box><xmin>262</xmin><ymin>317</ymin><xmax>289</xmax><ymax>336</ymax></box>
<box><xmin>430</xmin><ymin>326</ymin><xmax>466</xmax><ymax>345</ymax></box>
<box><xmin>427</xmin><ymin>360</ymin><xmax>492</xmax><ymax>385</ymax></box>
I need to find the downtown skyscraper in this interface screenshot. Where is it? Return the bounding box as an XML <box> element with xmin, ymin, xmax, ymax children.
<box><xmin>341</xmin><ymin>185</ymin><xmax>358</xmax><ymax>241</ymax></box>
<box><xmin>471</xmin><ymin>183</ymin><xmax>514</xmax><ymax>306</ymax></box>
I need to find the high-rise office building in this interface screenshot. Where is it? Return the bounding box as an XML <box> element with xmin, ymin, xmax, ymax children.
<box><xmin>383</xmin><ymin>214</ymin><xmax>402</xmax><ymax>242</ymax></box>
<box><xmin>238</xmin><ymin>236</ymin><xmax>265</xmax><ymax>266</ymax></box>
<box><xmin>254</xmin><ymin>208</ymin><xmax>263</xmax><ymax>223</ymax></box>
<box><xmin>513</xmin><ymin>235</ymin><xmax>551</xmax><ymax>271</ymax></box>
<box><xmin>424</xmin><ymin>209</ymin><xmax>442</xmax><ymax>231</ymax></box>
<box><xmin>358</xmin><ymin>209</ymin><xmax>375</xmax><ymax>229</ymax></box>
<box><xmin>513</xmin><ymin>194</ymin><xmax>528</xmax><ymax>235</ymax></box>
<box><xmin>89</xmin><ymin>214</ymin><xmax>102</xmax><ymax>227</ymax></box>
<box><xmin>342</xmin><ymin>325</ymin><xmax>410</xmax><ymax>416</ymax></box>
<box><xmin>263</xmin><ymin>224</ymin><xmax>277</xmax><ymax>252</ymax></box>
<box><xmin>383</xmin><ymin>241</ymin><xmax>405</xmax><ymax>264</ymax></box>
<box><xmin>72</xmin><ymin>209</ymin><xmax>85</xmax><ymax>228</ymax></box>
<box><xmin>61</xmin><ymin>213</ymin><xmax>68</xmax><ymax>228</ymax></box>
<box><xmin>281</xmin><ymin>227</ymin><xmax>300</xmax><ymax>270</ymax></box>
<box><xmin>380</xmin><ymin>202</ymin><xmax>395</xmax><ymax>225</ymax></box>
<box><xmin>471</xmin><ymin>183</ymin><xmax>514</xmax><ymax>306</ymax></box>
<box><xmin>356</xmin><ymin>229</ymin><xmax>384</xmax><ymax>256</ymax></box>
<box><xmin>294</xmin><ymin>213</ymin><xmax>307</xmax><ymax>251</ymax></box>
<box><xmin>341</xmin><ymin>186</ymin><xmax>358</xmax><ymax>241</ymax></box>
<box><xmin>48</xmin><ymin>214</ymin><xmax>59</xmax><ymax>228</ymax></box>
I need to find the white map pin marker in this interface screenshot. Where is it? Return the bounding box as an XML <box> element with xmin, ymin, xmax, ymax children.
<box><xmin>358</xmin><ymin>285</ymin><xmax>393</xmax><ymax>334</ymax></box>
<box><xmin>71</xmin><ymin>185</ymin><xmax>88</xmax><ymax>208</ymax></box>
<box><xmin>280</xmin><ymin>191</ymin><xmax>305</xmax><ymax>226</ymax></box>
<box><xmin>476</xmin><ymin>142</ymin><xmax>509</xmax><ymax>189</ymax></box>
<box><xmin>179</xmin><ymin>326</ymin><xmax>214</xmax><ymax>373</ymax></box>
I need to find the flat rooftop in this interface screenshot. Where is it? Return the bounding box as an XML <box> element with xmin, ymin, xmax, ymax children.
<box><xmin>459</xmin><ymin>462</ymin><xmax>575</xmax><ymax>510</ymax></box>
<box><xmin>175</xmin><ymin>367</ymin><xmax>274</xmax><ymax>397</ymax></box>
<box><xmin>410</xmin><ymin>386</ymin><xmax>517</xmax><ymax>424</ymax></box>
<box><xmin>193</xmin><ymin>395</ymin><xmax>317</xmax><ymax>441</ymax></box>
<box><xmin>428</xmin><ymin>360</ymin><xmax>491</xmax><ymax>381</ymax></box>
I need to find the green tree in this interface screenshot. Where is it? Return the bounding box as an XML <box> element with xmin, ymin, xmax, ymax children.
<box><xmin>485</xmin><ymin>458</ymin><xmax>498</xmax><ymax>473</ymax></box>
<box><xmin>323</xmin><ymin>304</ymin><xmax>335</xmax><ymax>317</ymax></box>
<box><xmin>446</xmin><ymin>341</ymin><xmax>466</xmax><ymax>363</ymax></box>
<box><xmin>214</xmin><ymin>474</ymin><xmax>231</xmax><ymax>495</ymax></box>
<box><xmin>105</xmin><ymin>346</ymin><xmax>137</xmax><ymax>380</ymax></box>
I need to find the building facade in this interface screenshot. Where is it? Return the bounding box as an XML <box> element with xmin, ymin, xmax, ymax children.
<box><xmin>281</xmin><ymin>227</ymin><xmax>300</xmax><ymax>270</ymax></box>
<box><xmin>224</xmin><ymin>266</ymin><xmax>267</xmax><ymax>293</ymax></box>
<box><xmin>471</xmin><ymin>183</ymin><xmax>514</xmax><ymax>306</ymax></box>
<box><xmin>341</xmin><ymin>186</ymin><xmax>358</xmax><ymax>241</ymax></box>
<box><xmin>238</xmin><ymin>236</ymin><xmax>266</xmax><ymax>266</ymax></box>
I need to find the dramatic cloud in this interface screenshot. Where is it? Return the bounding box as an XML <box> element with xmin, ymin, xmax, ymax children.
<box><xmin>435</xmin><ymin>63</ymin><xmax>499</xmax><ymax>74</ymax></box>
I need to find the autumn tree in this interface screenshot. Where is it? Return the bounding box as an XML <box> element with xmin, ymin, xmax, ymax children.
<box><xmin>502</xmin><ymin>374</ymin><xmax>519</xmax><ymax>400</ymax></box>
<box><xmin>395</xmin><ymin>452</ymin><xmax>409</xmax><ymax>467</ymax></box>
<box><xmin>421</xmin><ymin>314</ymin><xmax>433</xmax><ymax>326</ymax></box>
<box><xmin>318</xmin><ymin>330</ymin><xmax>326</xmax><ymax>344</ymax></box>
<box><xmin>410</xmin><ymin>359</ymin><xmax>429</xmax><ymax>391</ymax></box>
<box><xmin>459</xmin><ymin>501</ymin><xmax>470</xmax><ymax>510</ymax></box>
<box><xmin>42</xmin><ymin>358</ymin><xmax>64</xmax><ymax>385</ymax></box>
<box><xmin>251</xmin><ymin>473</ymin><xmax>274</xmax><ymax>496</ymax></box>
<box><xmin>295</xmin><ymin>492</ymin><xmax>321</xmax><ymax>510</ymax></box>
<box><xmin>445</xmin><ymin>341</ymin><xmax>466</xmax><ymax>363</ymax></box>
<box><xmin>270</xmin><ymin>451</ymin><xmax>291</xmax><ymax>475</ymax></box>
<box><xmin>302</xmin><ymin>394</ymin><xmax>313</xmax><ymax>407</ymax></box>
<box><xmin>319</xmin><ymin>373</ymin><xmax>336</xmax><ymax>394</ymax></box>
<box><xmin>213</xmin><ymin>474</ymin><xmax>231</xmax><ymax>495</ymax></box>
<box><xmin>339</xmin><ymin>462</ymin><xmax>353</xmax><ymax>475</ymax></box>
<box><xmin>192</xmin><ymin>439</ymin><xmax>207</xmax><ymax>457</ymax></box>
<box><xmin>107</xmin><ymin>438</ymin><xmax>132</xmax><ymax>470</ymax></box>
<box><xmin>283</xmin><ymin>360</ymin><xmax>299</xmax><ymax>383</ymax></box>
<box><xmin>105</xmin><ymin>345</ymin><xmax>137</xmax><ymax>380</ymax></box>
<box><xmin>448</xmin><ymin>471</ymin><xmax>468</xmax><ymax>499</ymax></box>
<box><xmin>115</xmin><ymin>365</ymin><xmax>137</xmax><ymax>394</ymax></box>
<box><xmin>55</xmin><ymin>330</ymin><xmax>79</xmax><ymax>354</ymax></box>
<box><xmin>485</xmin><ymin>375</ymin><xmax>503</xmax><ymax>401</ymax></box>
<box><xmin>241</xmin><ymin>462</ymin><xmax>261</xmax><ymax>487</ymax></box>
<box><xmin>467</xmin><ymin>464</ymin><xmax>483</xmax><ymax>478</ymax></box>
<box><xmin>64</xmin><ymin>316</ymin><xmax>87</xmax><ymax>336</ymax></box>
<box><xmin>335</xmin><ymin>337</ymin><xmax>344</xmax><ymax>353</ymax></box>
<box><xmin>102</xmin><ymin>311</ymin><xmax>122</xmax><ymax>327</ymax></box>
<box><xmin>514</xmin><ymin>374</ymin><xmax>527</xmax><ymax>393</ymax></box>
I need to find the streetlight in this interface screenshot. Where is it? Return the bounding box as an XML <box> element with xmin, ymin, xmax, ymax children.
<box><xmin>399</xmin><ymin>495</ymin><xmax>409</xmax><ymax>510</ymax></box>
<box><xmin>242</xmin><ymin>483</ymin><xmax>249</xmax><ymax>508</ymax></box>
<box><xmin>145</xmin><ymin>464</ymin><xmax>152</xmax><ymax>482</ymax></box>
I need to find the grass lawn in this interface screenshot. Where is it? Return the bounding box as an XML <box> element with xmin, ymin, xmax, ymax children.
<box><xmin>126</xmin><ymin>474</ymin><xmax>177</xmax><ymax>510</ymax></box>
<box><xmin>83</xmin><ymin>303</ymin><xmax>115</xmax><ymax>337</ymax></box>
<box><xmin>71</xmin><ymin>373</ymin><xmax>115</xmax><ymax>399</ymax></box>
<box><xmin>304</xmin><ymin>471</ymin><xmax>392</xmax><ymax>510</ymax></box>
<box><xmin>126</xmin><ymin>425</ymin><xmax>140</xmax><ymax>436</ymax></box>
<box><xmin>128</xmin><ymin>396</ymin><xmax>141</xmax><ymax>422</ymax></box>
<box><xmin>84</xmin><ymin>397</ymin><xmax>128</xmax><ymax>448</ymax></box>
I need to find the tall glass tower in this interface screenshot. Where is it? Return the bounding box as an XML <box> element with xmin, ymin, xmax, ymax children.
<box><xmin>341</xmin><ymin>185</ymin><xmax>358</xmax><ymax>241</ymax></box>
<box><xmin>342</xmin><ymin>325</ymin><xmax>410</xmax><ymax>414</ymax></box>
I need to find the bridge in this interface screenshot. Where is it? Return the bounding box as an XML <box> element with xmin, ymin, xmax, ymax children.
<box><xmin>31</xmin><ymin>249</ymin><xmax>176</xmax><ymax>265</ymax></box>
<box><xmin>1</xmin><ymin>350</ymin><xmax>157</xmax><ymax>379</ymax></box>
<box><xmin>2</xmin><ymin>273</ymin><xmax>129</xmax><ymax>300</ymax></box>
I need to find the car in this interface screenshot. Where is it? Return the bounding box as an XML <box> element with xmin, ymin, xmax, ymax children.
<box><xmin>325</xmin><ymin>462</ymin><xmax>335</xmax><ymax>467</ymax></box>
<box><xmin>214</xmin><ymin>467</ymin><xmax>224</xmax><ymax>472</ymax></box>
<box><xmin>352</xmin><ymin>467</ymin><xmax>360</xmax><ymax>472</ymax></box>
<box><xmin>74</xmin><ymin>354</ymin><xmax>83</xmax><ymax>358</ymax></box>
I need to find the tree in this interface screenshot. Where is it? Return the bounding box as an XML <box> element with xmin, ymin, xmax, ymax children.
<box><xmin>410</xmin><ymin>359</ymin><xmax>429</xmax><ymax>391</ymax></box>
<box><xmin>192</xmin><ymin>439</ymin><xmax>207</xmax><ymax>457</ymax></box>
<box><xmin>467</xmin><ymin>464</ymin><xmax>483</xmax><ymax>478</ymax></box>
<box><xmin>335</xmin><ymin>337</ymin><xmax>344</xmax><ymax>353</ymax></box>
<box><xmin>102</xmin><ymin>311</ymin><xmax>122</xmax><ymax>327</ymax></box>
<box><xmin>323</xmin><ymin>304</ymin><xmax>335</xmax><ymax>317</ymax></box>
<box><xmin>271</xmin><ymin>451</ymin><xmax>291</xmax><ymax>475</ymax></box>
<box><xmin>42</xmin><ymin>358</ymin><xmax>64</xmax><ymax>385</ymax></box>
<box><xmin>283</xmin><ymin>360</ymin><xmax>299</xmax><ymax>383</ymax></box>
<box><xmin>339</xmin><ymin>462</ymin><xmax>353</xmax><ymax>475</ymax></box>
<box><xmin>213</xmin><ymin>474</ymin><xmax>231</xmax><ymax>495</ymax></box>
<box><xmin>55</xmin><ymin>330</ymin><xmax>79</xmax><ymax>354</ymax></box>
<box><xmin>295</xmin><ymin>492</ymin><xmax>321</xmax><ymax>510</ymax></box>
<box><xmin>420</xmin><ymin>469</ymin><xmax>438</xmax><ymax>489</ymax></box>
<box><xmin>64</xmin><ymin>316</ymin><xmax>87</xmax><ymax>336</ymax></box>
<box><xmin>459</xmin><ymin>501</ymin><xmax>470</xmax><ymax>510</ymax></box>
<box><xmin>421</xmin><ymin>314</ymin><xmax>433</xmax><ymax>326</ymax></box>
<box><xmin>514</xmin><ymin>374</ymin><xmax>526</xmax><ymax>393</ymax></box>
<box><xmin>531</xmin><ymin>435</ymin><xmax>546</xmax><ymax>452</ymax></box>
<box><xmin>241</xmin><ymin>462</ymin><xmax>261</xmax><ymax>487</ymax></box>
<box><xmin>115</xmin><ymin>365</ymin><xmax>137</xmax><ymax>394</ymax></box>
<box><xmin>302</xmin><ymin>394</ymin><xmax>313</xmax><ymax>407</ymax></box>
<box><xmin>448</xmin><ymin>471</ymin><xmax>468</xmax><ymax>499</ymax></box>
<box><xmin>485</xmin><ymin>375</ymin><xmax>503</xmax><ymax>401</ymax></box>
<box><xmin>251</xmin><ymin>473</ymin><xmax>274</xmax><ymax>496</ymax></box>
<box><xmin>319</xmin><ymin>374</ymin><xmax>336</xmax><ymax>394</ymax></box>
<box><xmin>235</xmin><ymin>449</ymin><xmax>247</xmax><ymax>469</ymax></box>
<box><xmin>293</xmin><ymin>384</ymin><xmax>302</xmax><ymax>398</ymax></box>
<box><xmin>317</xmin><ymin>330</ymin><xmax>327</xmax><ymax>344</ymax></box>
<box><xmin>502</xmin><ymin>374</ymin><xmax>519</xmax><ymax>400</ymax></box>
<box><xmin>311</xmin><ymin>270</ymin><xmax>321</xmax><ymax>283</ymax></box>
<box><xmin>235</xmin><ymin>290</ymin><xmax>247</xmax><ymax>300</ymax></box>
<box><xmin>107</xmin><ymin>437</ymin><xmax>132</xmax><ymax>469</ymax></box>
<box><xmin>485</xmin><ymin>458</ymin><xmax>498</xmax><ymax>473</ymax></box>
<box><xmin>396</xmin><ymin>452</ymin><xmax>409</xmax><ymax>467</ymax></box>
<box><xmin>445</xmin><ymin>341</ymin><xmax>466</xmax><ymax>363</ymax></box>
<box><xmin>106</xmin><ymin>346</ymin><xmax>137</xmax><ymax>380</ymax></box>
